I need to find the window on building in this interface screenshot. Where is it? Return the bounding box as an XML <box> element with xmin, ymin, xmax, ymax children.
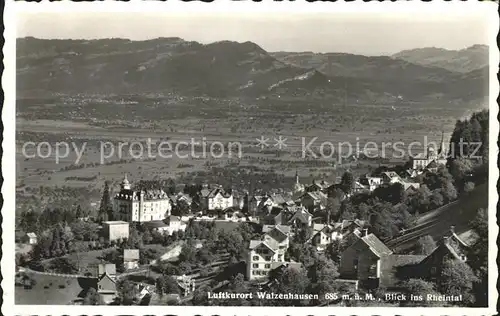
<box><xmin>265</xmin><ymin>264</ymin><xmax>271</xmax><ymax>269</ymax></box>
<box><xmin>252</xmin><ymin>264</ymin><xmax>258</xmax><ymax>268</ymax></box>
<box><xmin>265</xmin><ymin>256</ymin><xmax>272</xmax><ymax>261</ymax></box>
<box><xmin>252</xmin><ymin>255</ymin><xmax>259</xmax><ymax>261</ymax></box>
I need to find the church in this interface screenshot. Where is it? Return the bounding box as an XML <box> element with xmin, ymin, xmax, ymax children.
<box><xmin>409</xmin><ymin>132</ymin><xmax>448</xmax><ymax>171</ymax></box>
<box><xmin>113</xmin><ymin>175</ymin><xmax>172</xmax><ymax>223</ymax></box>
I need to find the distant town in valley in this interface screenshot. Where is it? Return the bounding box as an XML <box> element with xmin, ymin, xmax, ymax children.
<box><xmin>15</xmin><ymin>35</ymin><xmax>489</xmax><ymax>307</ymax></box>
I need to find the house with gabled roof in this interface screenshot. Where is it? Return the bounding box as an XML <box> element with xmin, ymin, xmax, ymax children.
<box><xmin>425</xmin><ymin>160</ymin><xmax>439</xmax><ymax>173</ymax></box>
<box><xmin>306</xmin><ymin>179</ymin><xmax>331</xmax><ymax>193</ymax></box>
<box><xmin>261</xmin><ymin>207</ymin><xmax>290</xmax><ymax>226</ymax></box>
<box><xmin>401</xmin><ymin>180</ymin><xmax>420</xmax><ymax>191</ymax></box>
<box><xmin>94</xmin><ymin>263</ymin><xmax>117</xmax><ymax>304</ymax></box>
<box><xmin>381</xmin><ymin>171</ymin><xmax>402</xmax><ymax>184</ymax></box>
<box><xmin>338</xmin><ymin>225</ymin><xmax>474</xmax><ymax>290</ymax></box>
<box><xmin>339</xmin><ymin>231</ymin><xmax>394</xmax><ymax>288</ymax></box>
<box><xmin>247</xmin><ymin>225</ymin><xmax>291</xmax><ymax>281</ymax></box>
<box><xmin>26</xmin><ymin>232</ymin><xmax>38</xmax><ymax>245</ymax></box>
<box><xmin>412</xmin><ymin>227</ymin><xmax>471</xmax><ymax>282</ymax></box>
<box><xmin>359</xmin><ymin>175</ymin><xmax>383</xmax><ymax>192</ymax></box>
<box><xmin>288</xmin><ymin>207</ymin><xmax>313</xmax><ymax>227</ymax></box>
<box><xmin>198</xmin><ymin>185</ymin><xmax>233</xmax><ymax>211</ymax></box>
<box><xmin>311</xmin><ymin>219</ymin><xmax>366</xmax><ymax>251</ymax></box>
<box><xmin>301</xmin><ymin>191</ymin><xmax>328</xmax><ymax>213</ymax></box>
<box><xmin>124</xmin><ymin>249</ymin><xmax>140</xmax><ymax>270</ymax></box>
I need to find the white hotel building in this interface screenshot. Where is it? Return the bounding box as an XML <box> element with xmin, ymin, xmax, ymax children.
<box><xmin>113</xmin><ymin>175</ymin><xmax>172</xmax><ymax>222</ymax></box>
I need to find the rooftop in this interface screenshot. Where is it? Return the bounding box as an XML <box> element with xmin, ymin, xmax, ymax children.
<box><xmin>103</xmin><ymin>221</ymin><xmax>129</xmax><ymax>225</ymax></box>
<box><xmin>361</xmin><ymin>233</ymin><xmax>393</xmax><ymax>257</ymax></box>
<box><xmin>124</xmin><ymin>249</ymin><xmax>140</xmax><ymax>261</ymax></box>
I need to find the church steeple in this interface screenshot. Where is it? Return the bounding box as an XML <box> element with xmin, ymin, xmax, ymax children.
<box><xmin>439</xmin><ymin>131</ymin><xmax>446</xmax><ymax>156</ymax></box>
<box><xmin>293</xmin><ymin>169</ymin><xmax>304</xmax><ymax>193</ymax></box>
<box><xmin>121</xmin><ymin>173</ymin><xmax>131</xmax><ymax>190</ymax></box>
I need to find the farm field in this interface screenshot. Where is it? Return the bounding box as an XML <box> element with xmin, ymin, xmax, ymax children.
<box><xmin>15</xmin><ymin>95</ymin><xmax>486</xmax><ymax>218</ymax></box>
<box><xmin>15</xmin><ymin>273</ymin><xmax>86</xmax><ymax>305</ymax></box>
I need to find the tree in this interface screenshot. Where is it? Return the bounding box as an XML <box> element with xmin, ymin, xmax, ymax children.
<box><xmin>439</xmin><ymin>180</ymin><xmax>457</xmax><ymax>203</ymax></box>
<box><xmin>71</xmin><ymin>221</ymin><xmax>99</xmax><ymax>241</ymax></box>
<box><xmin>293</xmin><ymin>223</ymin><xmax>313</xmax><ymax>244</ymax></box>
<box><xmin>438</xmin><ymin>259</ymin><xmax>478</xmax><ymax>306</ymax></box>
<box><xmin>172</xmin><ymin>199</ymin><xmax>191</xmax><ymax>216</ymax></box>
<box><xmin>468</xmin><ymin>208</ymin><xmax>488</xmax><ymax>307</ymax></box>
<box><xmin>83</xmin><ymin>287</ymin><xmax>100</xmax><ymax>305</ymax></box>
<box><xmin>165</xmin><ymin>178</ymin><xmax>177</xmax><ymax>195</ymax></box>
<box><xmin>216</xmin><ymin>229</ymin><xmax>246</xmax><ymax>261</ymax></box>
<box><xmin>196</xmin><ymin>248</ymin><xmax>215</xmax><ymax>265</ymax></box>
<box><xmin>178</xmin><ymin>242</ymin><xmax>197</xmax><ymax>264</ymax></box>
<box><xmin>48</xmin><ymin>257</ymin><xmax>78</xmax><ymax>274</ymax></box>
<box><xmin>374</xmin><ymin>183</ymin><xmax>405</xmax><ymax>204</ymax></box>
<box><xmin>192</xmin><ymin>285</ymin><xmax>210</xmax><ymax>306</ymax></box>
<box><xmin>399</xmin><ymin>279</ymin><xmax>444</xmax><ymax>307</ymax></box>
<box><xmin>340</xmin><ymin>171</ymin><xmax>355</xmax><ymax>194</ymax></box>
<box><xmin>326</xmin><ymin>197</ymin><xmax>341</xmax><ymax>223</ymax></box>
<box><xmin>19</xmin><ymin>210</ymin><xmax>39</xmax><ymax>234</ymax></box>
<box><xmin>369</xmin><ymin>201</ymin><xmax>403</xmax><ymax>240</ymax></box>
<box><xmin>127</xmin><ymin>225</ymin><xmax>143</xmax><ymax>249</ymax></box>
<box><xmin>75</xmin><ymin>205</ymin><xmax>84</xmax><ymax>219</ymax></box>
<box><xmin>308</xmin><ymin>256</ymin><xmax>340</xmax><ymax>303</ymax></box>
<box><xmin>409</xmin><ymin>185</ymin><xmax>432</xmax><ymax>215</ymax></box>
<box><xmin>142</xmin><ymin>229</ymin><xmax>153</xmax><ymax>245</ymax></box>
<box><xmin>429</xmin><ymin>191</ymin><xmax>444</xmax><ymax>210</ymax></box>
<box><xmin>156</xmin><ymin>276</ymin><xmax>166</xmax><ymax>296</ymax></box>
<box><xmin>98</xmin><ymin>181</ymin><xmax>112</xmax><ymax>222</ymax></box>
<box><xmin>449</xmin><ymin>157</ymin><xmax>473</xmax><ymax>191</ymax></box>
<box><xmin>414</xmin><ymin>235</ymin><xmax>436</xmax><ymax>255</ymax></box>
<box><xmin>117</xmin><ymin>280</ymin><xmax>138</xmax><ymax>305</ymax></box>
<box><xmin>22</xmin><ymin>274</ymin><xmax>37</xmax><ymax>289</ymax></box>
<box><xmin>163</xmin><ymin>275</ymin><xmax>181</xmax><ymax>294</ymax></box>
<box><xmin>463</xmin><ymin>182</ymin><xmax>475</xmax><ymax>194</ymax></box>
<box><xmin>272</xmin><ymin>266</ymin><xmax>310</xmax><ymax>306</ymax></box>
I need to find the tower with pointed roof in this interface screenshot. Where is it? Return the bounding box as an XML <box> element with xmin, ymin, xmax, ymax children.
<box><xmin>293</xmin><ymin>169</ymin><xmax>305</xmax><ymax>193</ymax></box>
<box><xmin>121</xmin><ymin>174</ymin><xmax>131</xmax><ymax>190</ymax></box>
<box><xmin>438</xmin><ymin>131</ymin><xmax>447</xmax><ymax>158</ymax></box>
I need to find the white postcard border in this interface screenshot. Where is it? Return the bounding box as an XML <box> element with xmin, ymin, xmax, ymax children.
<box><xmin>2</xmin><ymin>1</ymin><xmax>499</xmax><ymax>315</ymax></box>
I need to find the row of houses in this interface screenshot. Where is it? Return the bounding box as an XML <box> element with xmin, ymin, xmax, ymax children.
<box><xmin>87</xmin><ymin>260</ymin><xmax>154</xmax><ymax>305</ymax></box>
<box><xmin>112</xmin><ymin>176</ymin><xmax>240</xmax><ymax>224</ymax></box>
<box><xmin>108</xmin><ymin>159</ymin><xmax>438</xmax><ymax>227</ymax></box>
<box><xmin>101</xmin><ymin>214</ymin><xmax>186</xmax><ymax>242</ymax></box>
<box><xmin>246</xmin><ymin>222</ymin><xmax>471</xmax><ymax>292</ymax></box>
<box><xmin>339</xmin><ymin>226</ymin><xmax>470</xmax><ymax>289</ymax></box>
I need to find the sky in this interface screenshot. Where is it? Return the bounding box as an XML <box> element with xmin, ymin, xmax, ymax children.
<box><xmin>16</xmin><ymin>11</ymin><xmax>493</xmax><ymax>56</ymax></box>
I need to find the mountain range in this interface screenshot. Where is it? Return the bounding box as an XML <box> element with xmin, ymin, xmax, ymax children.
<box><xmin>16</xmin><ymin>37</ymin><xmax>489</xmax><ymax>103</ymax></box>
<box><xmin>391</xmin><ymin>44</ymin><xmax>488</xmax><ymax>73</ymax></box>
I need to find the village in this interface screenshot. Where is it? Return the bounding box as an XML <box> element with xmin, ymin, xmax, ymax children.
<box><xmin>14</xmin><ymin>123</ymin><xmax>489</xmax><ymax>307</ymax></box>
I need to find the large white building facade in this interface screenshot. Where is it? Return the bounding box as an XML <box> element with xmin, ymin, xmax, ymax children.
<box><xmin>247</xmin><ymin>225</ymin><xmax>291</xmax><ymax>281</ymax></box>
<box><xmin>113</xmin><ymin>175</ymin><xmax>172</xmax><ymax>223</ymax></box>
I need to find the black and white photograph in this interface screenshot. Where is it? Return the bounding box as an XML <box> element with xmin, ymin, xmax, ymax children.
<box><xmin>2</xmin><ymin>1</ymin><xmax>498</xmax><ymax>315</ymax></box>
